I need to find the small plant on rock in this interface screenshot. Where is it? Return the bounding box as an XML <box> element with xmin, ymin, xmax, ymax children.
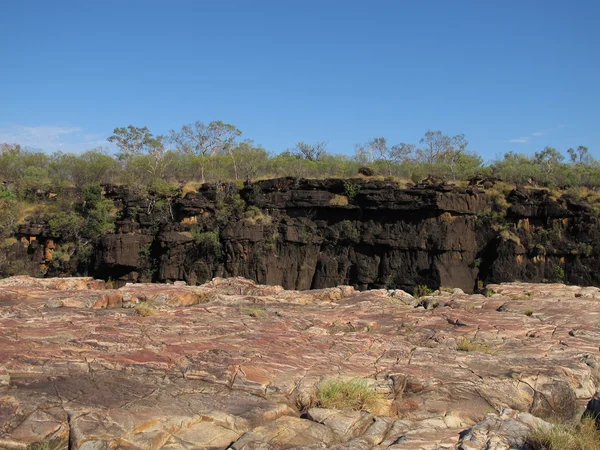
<box><xmin>245</xmin><ymin>306</ymin><xmax>266</xmax><ymax>318</ymax></box>
<box><xmin>554</xmin><ymin>265</ymin><xmax>565</xmax><ymax>280</ymax></box>
<box><xmin>343</xmin><ymin>182</ymin><xmax>361</xmax><ymax>199</ymax></box>
<box><xmin>414</xmin><ymin>285</ymin><xmax>433</xmax><ymax>299</ymax></box>
<box><xmin>316</xmin><ymin>378</ymin><xmax>380</xmax><ymax>412</ymax></box>
<box><xmin>135</xmin><ymin>302</ymin><xmax>156</xmax><ymax>317</ymax></box>
<box><xmin>329</xmin><ymin>194</ymin><xmax>349</xmax><ymax>206</ymax></box>
<box><xmin>457</xmin><ymin>337</ymin><xmax>494</xmax><ymax>354</ymax></box>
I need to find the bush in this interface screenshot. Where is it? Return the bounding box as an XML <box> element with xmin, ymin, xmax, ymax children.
<box><xmin>316</xmin><ymin>378</ymin><xmax>380</xmax><ymax>412</ymax></box>
<box><xmin>48</xmin><ymin>212</ymin><xmax>85</xmax><ymax>240</ymax></box>
<box><xmin>243</xmin><ymin>205</ymin><xmax>272</xmax><ymax>224</ymax></box>
<box><xmin>414</xmin><ymin>285</ymin><xmax>433</xmax><ymax>298</ymax></box>
<box><xmin>339</xmin><ymin>220</ymin><xmax>359</xmax><ymax>240</ymax></box>
<box><xmin>343</xmin><ymin>182</ymin><xmax>361</xmax><ymax>199</ymax></box>
<box><xmin>190</xmin><ymin>228</ymin><xmax>223</xmax><ymax>260</ymax></box>
<box><xmin>554</xmin><ymin>265</ymin><xmax>565</xmax><ymax>280</ymax></box>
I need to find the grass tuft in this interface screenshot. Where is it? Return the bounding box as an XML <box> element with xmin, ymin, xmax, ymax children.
<box><xmin>329</xmin><ymin>194</ymin><xmax>349</xmax><ymax>206</ymax></box>
<box><xmin>135</xmin><ymin>302</ymin><xmax>156</xmax><ymax>317</ymax></box>
<box><xmin>457</xmin><ymin>337</ymin><xmax>495</xmax><ymax>354</ymax></box>
<box><xmin>316</xmin><ymin>378</ymin><xmax>380</xmax><ymax>412</ymax></box>
<box><xmin>527</xmin><ymin>417</ymin><xmax>600</xmax><ymax>450</ymax></box>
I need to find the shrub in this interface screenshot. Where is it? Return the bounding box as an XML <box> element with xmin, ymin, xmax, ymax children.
<box><xmin>554</xmin><ymin>265</ymin><xmax>565</xmax><ymax>280</ymax></box>
<box><xmin>414</xmin><ymin>285</ymin><xmax>433</xmax><ymax>299</ymax></box>
<box><xmin>339</xmin><ymin>220</ymin><xmax>359</xmax><ymax>240</ymax></box>
<box><xmin>316</xmin><ymin>378</ymin><xmax>380</xmax><ymax>412</ymax></box>
<box><xmin>190</xmin><ymin>228</ymin><xmax>223</xmax><ymax>260</ymax></box>
<box><xmin>243</xmin><ymin>205</ymin><xmax>272</xmax><ymax>224</ymax></box>
<box><xmin>343</xmin><ymin>182</ymin><xmax>361</xmax><ymax>199</ymax></box>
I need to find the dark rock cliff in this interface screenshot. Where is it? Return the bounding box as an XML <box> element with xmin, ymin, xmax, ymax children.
<box><xmin>7</xmin><ymin>178</ymin><xmax>600</xmax><ymax>292</ymax></box>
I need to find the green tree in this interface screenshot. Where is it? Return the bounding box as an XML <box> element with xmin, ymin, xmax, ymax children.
<box><xmin>107</xmin><ymin>125</ymin><xmax>155</xmax><ymax>160</ymax></box>
<box><xmin>170</xmin><ymin>121</ymin><xmax>241</xmax><ymax>183</ymax></box>
<box><xmin>534</xmin><ymin>146</ymin><xmax>564</xmax><ymax>184</ymax></box>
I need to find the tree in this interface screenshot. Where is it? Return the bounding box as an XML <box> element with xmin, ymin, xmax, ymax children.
<box><xmin>389</xmin><ymin>143</ymin><xmax>415</xmax><ymax>164</ymax></box>
<box><xmin>170</xmin><ymin>121</ymin><xmax>242</xmax><ymax>183</ymax></box>
<box><xmin>230</xmin><ymin>141</ymin><xmax>269</xmax><ymax>181</ymax></box>
<box><xmin>355</xmin><ymin>137</ymin><xmax>387</xmax><ymax>165</ymax></box>
<box><xmin>567</xmin><ymin>145</ymin><xmax>592</xmax><ymax>164</ymax></box>
<box><xmin>146</xmin><ymin>135</ymin><xmax>172</xmax><ymax>178</ymax></box>
<box><xmin>107</xmin><ymin>126</ymin><xmax>154</xmax><ymax>160</ymax></box>
<box><xmin>534</xmin><ymin>147</ymin><xmax>564</xmax><ymax>184</ymax></box>
<box><xmin>417</xmin><ymin>130</ymin><xmax>452</xmax><ymax>164</ymax></box>
<box><xmin>290</xmin><ymin>141</ymin><xmax>327</xmax><ymax>161</ymax></box>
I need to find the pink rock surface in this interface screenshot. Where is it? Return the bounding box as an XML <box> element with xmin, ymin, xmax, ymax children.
<box><xmin>0</xmin><ymin>277</ymin><xmax>599</xmax><ymax>449</ymax></box>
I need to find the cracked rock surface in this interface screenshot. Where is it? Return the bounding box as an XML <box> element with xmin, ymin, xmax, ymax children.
<box><xmin>0</xmin><ymin>276</ymin><xmax>599</xmax><ymax>449</ymax></box>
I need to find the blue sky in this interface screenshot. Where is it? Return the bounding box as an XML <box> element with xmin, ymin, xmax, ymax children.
<box><xmin>0</xmin><ymin>1</ymin><xmax>598</xmax><ymax>161</ymax></box>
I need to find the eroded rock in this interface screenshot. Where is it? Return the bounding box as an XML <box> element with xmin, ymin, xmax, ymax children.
<box><xmin>0</xmin><ymin>278</ymin><xmax>599</xmax><ymax>448</ymax></box>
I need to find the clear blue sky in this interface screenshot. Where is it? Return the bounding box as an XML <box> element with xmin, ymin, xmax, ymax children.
<box><xmin>0</xmin><ymin>0</ymin><xmax>598</xmax><ymax>161</ymax></box>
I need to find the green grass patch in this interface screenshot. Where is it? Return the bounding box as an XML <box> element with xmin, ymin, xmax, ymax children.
<box><xmin>316</xmin><ymin>378</ymin><xmax>380</xmax><ymax>412</ymax></box>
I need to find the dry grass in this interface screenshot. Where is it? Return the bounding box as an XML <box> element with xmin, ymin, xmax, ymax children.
<box><xmin>182</xmin><ymin>181</ymin><xmax>203</xmax><ymax>196</ymax></box>
<box><xmin>1</xmin><ymin>237</ymin><xmax>18</xmax><ymax>247</ymax></box>
<box><xmin>457</xmin><ymin>337</ymin><xmax>495</xmax><ymax>354</ymax></box>
<box><xmin>316</xmin><ymin>378</ymin><xmax>382</xmax><ymax>413</ymax></box>
<box><xmin>135</xmin><ymin>302</ymin><xmax>156</xmax><ymax>317</ymax></box>
<box><xmin>243</xmin><ymin>206</ymin><xmax>273</xmax><ymax>225</ymax></box>
<box><xmin>500</xmin><ymin>229</ymin><xmax>521</xmax><ymax>245</ymax></box>
<box><xmin>329</xmin><ymin>194</ymin><xmax>349</xmax><ymax>206</ymax></box>
<box><xmin>245</xmin><ymin>306</ymin><xmax>266</xmax><ymax>318</ymax></box>
<box><xmin>528</xmin><ymin>417</ymin><xmax>600</xmax><ymax>450</ymax></box>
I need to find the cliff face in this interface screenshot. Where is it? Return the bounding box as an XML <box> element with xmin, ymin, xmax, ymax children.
<box><xmin>8</xmin><ymin>178</ymin><xmax>600</xmax><ymax>292</ymax></box>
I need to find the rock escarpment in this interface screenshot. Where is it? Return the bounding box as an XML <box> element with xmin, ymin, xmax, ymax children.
<box><xmin>1</xmin><ymin>276</ymin><xmax>599</xmax><ymax>448</ymax></box>
<box><xmin>8</xmin><ymin>178</ymin><xmax>600</xmax><ymax>292</ymax></box>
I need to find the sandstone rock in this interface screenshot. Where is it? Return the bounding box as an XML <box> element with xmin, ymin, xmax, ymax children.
<box><xmin>0</xmin><ymin>279</ymin><xmax>599</xmax><ymax>448</ymax></box>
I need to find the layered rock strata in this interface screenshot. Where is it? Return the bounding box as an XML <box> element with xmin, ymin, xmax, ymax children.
<box><xmin>8</xmin><ymin>178</ymin><xmax>600</xmax><ymax>292</ymax></box>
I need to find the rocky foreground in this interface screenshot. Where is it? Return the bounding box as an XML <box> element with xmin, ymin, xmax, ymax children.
<box><xmin>0</xmin><ymin>277</ymin><xmax>599</xmax><ymax>449</ymax></box>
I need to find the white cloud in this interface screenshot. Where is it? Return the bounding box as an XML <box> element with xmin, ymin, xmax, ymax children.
<box><xmin>531</xmin><ymin>131</ymin><xmax>545</xmax><ymax>137</ymax></box>
<box><xmin>506</xmin><ymin>136</ymin><xmax>530</xmax><ymax>143</ymax></box>
<box><xmin>0</xmin><ymin>124</ymin><xmax>107</xmax><ymax>153</ymax></box>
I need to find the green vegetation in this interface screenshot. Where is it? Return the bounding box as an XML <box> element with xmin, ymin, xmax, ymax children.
<box><xmin>0</xmin><ymin>128</ymin><xmax>598</xmax><ymax>199</ymax></box>
<box><xmin>554</xmin><ymin>265</ymin><xmax>565</xmax><ymax>280</ymax></box>
<box><xmin>0</xmin><ymin>124</ymin><xmax>598</xmax><ymax>279</ymax></box>
<box><xmin>338</xmin><ymin>220</ymin><xmax>360</xmax><ymax>241</ymax></box>
<box><xmin>190</xmin><ymin>228</ymin><xmax>223</xmax><ymax>260</ymax></box>
<box><xmin>343</xmin><ymin>181</ymin><xmax>361</xmax><ymax>199</ymax></box>
<box><xmin>527</xmin><ymin>417</ymin><xmax>600</xmax><ymax>450</ymax></box>
<box><xmin>316</xmin><ymin>378</ymin><xmax>381</xmax><ymax>412</ymax></box>
<box><xmin>414</xmin><ymin>285</ymin><xmax>433</xmax><ymax>299</ymax></box>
